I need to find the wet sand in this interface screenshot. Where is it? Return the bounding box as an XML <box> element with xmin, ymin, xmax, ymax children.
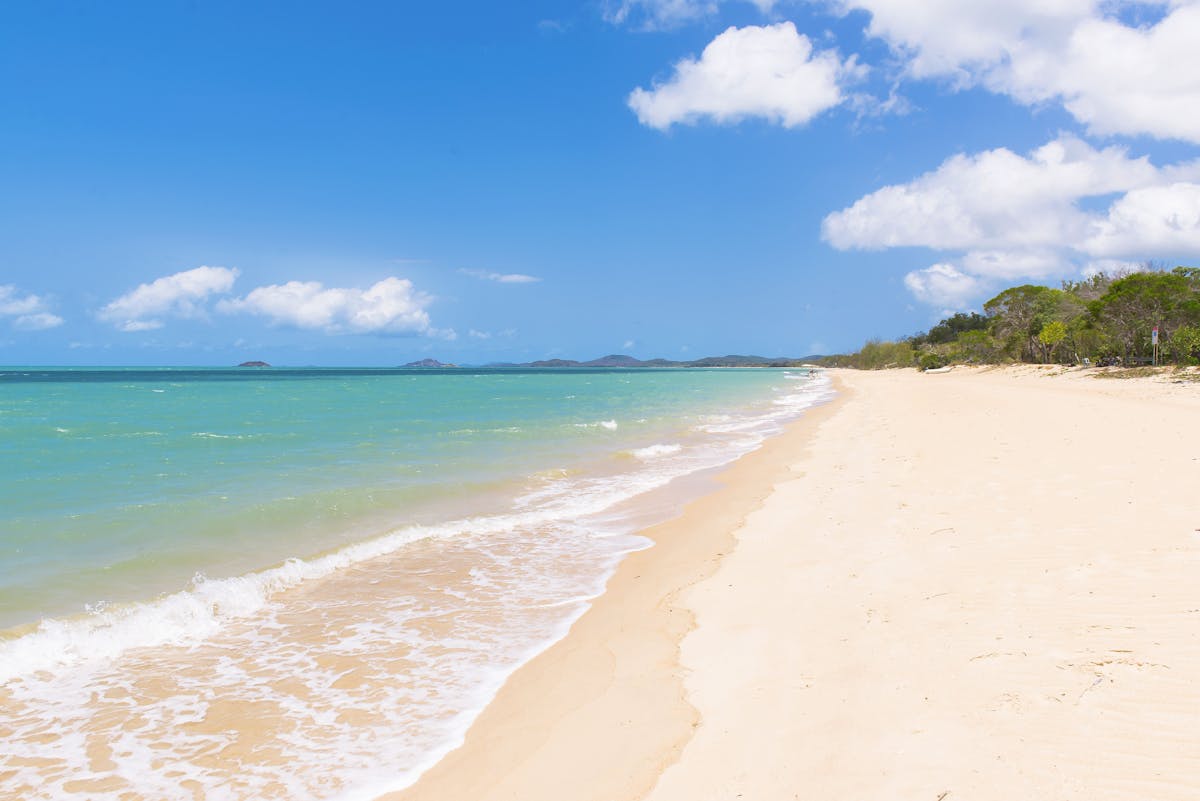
<box><xmin>384</xmin><ymin>366</ymin><xmax>1200</xmax><ymax>801</ymax></box>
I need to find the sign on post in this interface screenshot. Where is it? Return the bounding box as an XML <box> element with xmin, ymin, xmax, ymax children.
<box><xmin>1152</xmin><ymin>326</ymin><xmax>1159</xmax><ymax>365</ymax></box>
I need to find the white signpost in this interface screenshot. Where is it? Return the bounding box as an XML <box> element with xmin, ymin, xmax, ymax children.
<box><xmin>1152</xmin><ymin>326</ymin><xmax>1159</xmax><ymax>365</ymax></box>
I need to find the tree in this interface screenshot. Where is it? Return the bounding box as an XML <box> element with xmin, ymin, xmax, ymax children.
<box><xmin>1062</xmin><ymin>271</ymin><xmax>1118</xmax><ymax>301</ymax></box>
<box><xmin>1065</xmin><ymin>314</ymin><xmax>1112</xmax><ymax>363</ymax></box>
<box><xmin>837</xmin><ymin>263</ymin><xmax>1200</xmax><ymax>368</ymax></box>
<box><xmin>1091</xmin><ymin>272</ymin><xmax>1197</xmax><ymax>360</ymax></box>
<box><xmin>1173</xmin><ymin>265</ymin><xmax>1200</xmax><ymax>289</ymax></box>
<box><xmin>920</xmin><ymin>312</ymin><xmax>990</xmax><ymax>345</ymax></box>
<box><xmin>1037</xmin><ymin>320</ymin><xmax>1068</xmax><ymax>363</ymax></box>
<box><xmin>984</xmin><ymin>285</ymin><xmax>1082</xmax><ymax>361</ymax></box>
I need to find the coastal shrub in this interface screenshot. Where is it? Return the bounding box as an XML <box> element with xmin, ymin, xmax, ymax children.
<box><xmin>853</xmin><ymin>339</ymin><xmax>915</xmax><ymax>369</ymax></box>
<box><xmin>1167</xmin><ymin>325</ymin><xmax>1200</xmax><ymax>364</ymax></box>
<box><xmin>918</xmin><ymin>352</ymin><xmax>949</xmax><ymax>371</ymax></box>
<box><xmin>952</xmin><ymin>330</ymin><xmax>1002</xmax><ymax>363</ymax></box>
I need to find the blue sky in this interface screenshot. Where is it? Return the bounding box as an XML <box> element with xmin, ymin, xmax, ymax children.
<box><xmin>3</xmin><ymin>1</ymin><xmax>1199</xmax><ymax>365</ymax></box>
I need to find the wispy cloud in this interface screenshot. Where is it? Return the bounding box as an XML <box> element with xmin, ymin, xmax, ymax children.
<box><xmin>459</xmin><ymin>268</ymin><xmax>541</xmax><ymax>284</ymax></box>
<box><xmin>605</xmin><ymin>0</ymin><xmax>776</xmax><ymax>30</ymax></box>
<box><xmin>0</xmin><ymin>285</ymin><xmax>64</xmax><ymax>330</ymax></box>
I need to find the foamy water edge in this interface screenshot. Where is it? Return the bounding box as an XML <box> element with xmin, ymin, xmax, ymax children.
<box><xmin>0</xmin><ymin>370</ymin><xmax>836</xmax><ymax>800</ymax></box>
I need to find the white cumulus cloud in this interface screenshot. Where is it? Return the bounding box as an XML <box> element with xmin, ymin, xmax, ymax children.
<box><xmin>99</xmin><ymin>266</ymin><xmax>239</xmax><ymax>332</ymax></box>
<box><xmin>219</xmin><ymin>276</ymin><xmax>440</xmax><ymax>336</ymax></box>
<box><xmin>628</xmin><ymin>23</ymin><xmax>856</xmax><ymax>130</ymax></box>
<box><xmin>832</xmin><ymin>0</ymin><xmax>1200</xmax><ymax>143</ymax></box>
<box><xmin>1084</xmin><ymin>183</ymin><xmax>1200</xmax><ymax>258</ymax></box>
<box><xmin>0</xmin><ymin>285</ymin><xmax>64</xmax><ymax>330</ymax></box>
<box><xmin>903</xmin><ymin>264</ymin><xmax>984</xmax><ymax>310</ymax></box>
<box><xmin>824</xmin><ymin>135</ymin><xmax>1200</xmax><ymax>305</ymax></box>
<box><xmin>822</xmin><ymin>136</ymin><xmax>1174</xmax><ymax>253</ymax></box>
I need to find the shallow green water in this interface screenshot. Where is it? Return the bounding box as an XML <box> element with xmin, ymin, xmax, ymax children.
<box><xmin>0</xmin><ymin>365</ymin><xmax>834</xmax><ymax>801</ymax></box>
<box><xmin>0</xmin><ymin>367</ymin><xmax>798</xmax><ymax>627</ymax></box>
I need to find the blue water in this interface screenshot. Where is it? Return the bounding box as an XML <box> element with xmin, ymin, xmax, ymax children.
<box><xmin>0</xmin><ymin>366</ymin><xmax>832</xmax><ymax>801</ymax></box>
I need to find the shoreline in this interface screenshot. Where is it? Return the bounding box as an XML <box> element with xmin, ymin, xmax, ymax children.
<box><xmin>379</xmin><ymin>376</ymin><xmax>847</xmax><ymax>800</ymax></box>
<box><xmin>1</xmin><ymin>368</ymin><xmax>831</xmax><ymax>801</ymax></box>
<box><xmin>382</xmin><ymin>366</ymin><xmax>1200</xmax><ymax>801</ymax></box>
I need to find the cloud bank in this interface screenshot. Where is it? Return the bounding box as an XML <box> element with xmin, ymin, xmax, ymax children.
<box><xmin>822</xmin><ymin>135</ymin><xmax>1200</xmax><ymax>305</ymax></box>
<box><xmin>100</xmin><ymin>267</ymin><xmax>449</xmax><ymax>337</ymax></box>
<box><xmin>832</xmin><ymin>0</ymin><xmax>1200</xmax><ymax>143</ymax></box>
<box><xmin>627</xmin><ymin>2</ymin><xmax>1200</xmax><ymax>144</ymax></box>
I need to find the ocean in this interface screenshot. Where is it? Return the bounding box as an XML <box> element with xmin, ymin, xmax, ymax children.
<box><xmin>0</xmin><ymin>366</ymin><xmax>833</xmax><ymax>800</ymax></box>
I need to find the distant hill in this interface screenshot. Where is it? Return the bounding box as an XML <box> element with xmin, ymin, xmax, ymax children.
<box><xmin>403</xmin><ymin>358</ymin><xmax>457</xmax><ymax>368</ymax></box>
<box><xmin>527</xmin><ymin>358</ymin><xmax>582</xmax><ymax>368</ymax></box>
<box><xmin>431</xmin><ymin>353</ymin><xmax>819</xmax><ymax>369</ymax></box>
<box><xmin>684</xmin><ymin>354</ymin><xmax>802</xmax><ymax>367</ymax></box>
<box><xmin>237</xmin><ymin>360</ymin><xmax>270</xmax><ymax>367</ymax></box>
<box><xmin>467</xmin><ymin>353</ymin><xmax>816</xmax><ymax>369</ymax></box>
<box><xmin>582</xmin><ymin>354</ymin><xmax>644</xmax><ymax>367</ymax></box>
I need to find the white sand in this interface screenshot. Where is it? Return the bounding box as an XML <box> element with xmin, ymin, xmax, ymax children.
<box><xmin>385</xmin><ymin>367</ymin><xmax>1200</xmax><ymax>801</ymax></box>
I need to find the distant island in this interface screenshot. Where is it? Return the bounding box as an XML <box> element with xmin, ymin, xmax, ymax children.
<box><xmin>228</xmin><ymin>355</ymin><xmax>817</xmax><ymax>370</ymax></box>
<box><xmin>404</xmin><ymin>358</ymin><xmax>459</xmax><ymax>368</ymax></box>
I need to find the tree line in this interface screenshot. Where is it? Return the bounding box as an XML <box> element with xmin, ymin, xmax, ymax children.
<box><xmin>824</xmin><ymin>265</ymin><xmax>1200</xmax><ymax>370</ymax></box>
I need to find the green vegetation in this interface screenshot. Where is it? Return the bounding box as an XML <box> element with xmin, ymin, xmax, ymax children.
<box><xmin>835</xmin><ymin>339</ymin><xmax>915</xmax><ymax>369</ymax></box>
<box><xmin>822</xmin><ymin>264</ymin><xmax>1200</xmax><ymax>370</ymax></box>
<box><xmin>918</xmin><ymin>352</ymin><xmax>949</xmax><ymax>371</ymax></box>
<box><xmin>910</xmin><ymin>312</ymin><xmax>989</xmax><ymax>346</ymax></box>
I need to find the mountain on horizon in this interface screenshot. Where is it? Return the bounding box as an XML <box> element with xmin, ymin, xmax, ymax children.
<box><xmin>403</xmin><ymin>358</ymin><xmax>458</xmax><ymax>368</ymax></box>
<box><xmin>474</xmin><ymin>353</ymin><xmax>820</xmax><ymax>369</ymax></box>
<box><xmin>582</xmin><ymin>354</ymin><xmax>644</xmax><ymax>367</ymax></box>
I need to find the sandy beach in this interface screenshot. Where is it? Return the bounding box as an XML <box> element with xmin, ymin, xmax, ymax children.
<box><xmin>383</xmin><ymin>366</ymin><xmax>1200</xmax><ymax>801</ymax></box>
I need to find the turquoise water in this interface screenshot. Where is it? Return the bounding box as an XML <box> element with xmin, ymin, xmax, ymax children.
<box><xmin>1</xmin><ymin>367</ymin><xmax>790</xmax><ymax>627</ymax></box>
<box><xmin>0</xmin><ymin>366</ymin><xmax>832</xmax><ymax>801</ymax></box>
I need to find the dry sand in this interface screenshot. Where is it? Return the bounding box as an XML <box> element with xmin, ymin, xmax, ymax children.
<box><xmin>382</xmin><ymin>366</ymin><xmax>1200</xmax><ymax>801</ymax></box>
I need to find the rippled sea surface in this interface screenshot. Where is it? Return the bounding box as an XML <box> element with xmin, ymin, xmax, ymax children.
<box><xmin>0</xmin><ymin>366</ymin><xmax>832</xmax><ymax>800</ymax></box>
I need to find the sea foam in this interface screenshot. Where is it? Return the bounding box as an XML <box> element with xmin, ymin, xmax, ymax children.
<box><xmin>0</xmin><ymin>369</ymin><xmax>835</xmax><ymax>801</ymax></box>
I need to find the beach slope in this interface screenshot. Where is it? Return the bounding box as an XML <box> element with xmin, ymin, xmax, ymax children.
<box><xmin>385</xmin><ymin>367</ymin><xmax>1200</xmax><ymax>801</ymax></box>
